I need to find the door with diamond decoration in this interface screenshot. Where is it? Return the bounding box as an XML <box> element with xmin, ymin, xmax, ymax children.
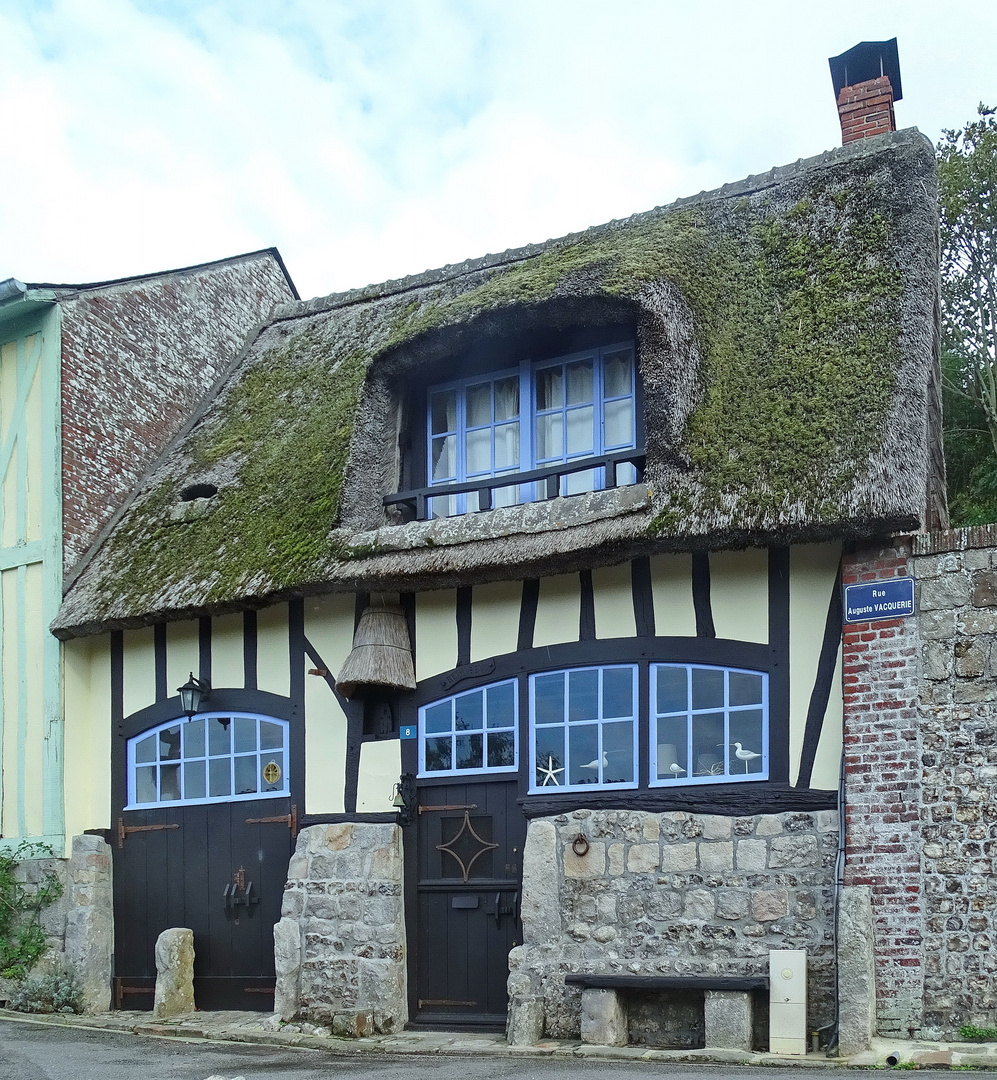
<box><xmin>408</xmin><ymin>779</ymin><xmax>525</xmax><ymax>1029</ymax></box>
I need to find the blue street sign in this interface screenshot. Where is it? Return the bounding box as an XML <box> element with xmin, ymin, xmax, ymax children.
<box><xmin>400</xmin><ymin>725</ymin><xmax>417</xmax><ymax>740</ymax></box>
<box><xmin>843</xmin><ymin>577</ymin><xmax>914</xmax><ymax>623</ymax></box>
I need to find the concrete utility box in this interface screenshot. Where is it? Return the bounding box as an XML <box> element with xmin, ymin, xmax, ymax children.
<box><xmin>769</xmin><ymin>949</ymin><xmax>807</xmax><ymax>1056</ymax></box>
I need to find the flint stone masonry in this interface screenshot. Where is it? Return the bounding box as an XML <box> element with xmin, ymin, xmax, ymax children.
<box><xmin>275</xmin><ymin>823</ymin><xmax>406</xmax><ymax>1035</ymax></box>
<box><xmin>507</xmin><ymin>809</ymin><xmax>836</xmax><ymax>1044</ymax></box>
<box><xmin>153</xmin><ymin>927</ymin><xmax>194</xmax><ymax>1018</ymax></box>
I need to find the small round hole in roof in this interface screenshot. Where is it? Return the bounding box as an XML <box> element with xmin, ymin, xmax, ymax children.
<box><xmin>180</xmin><ymin>483</ymin><xmax>218</xmax><ymax>502</ymax></box>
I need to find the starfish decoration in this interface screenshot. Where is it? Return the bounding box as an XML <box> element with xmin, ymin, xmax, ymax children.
<box><xmin>537</xmin><ymin>756</ymin><xmax>564</xmax><ymax>786</ymax></box>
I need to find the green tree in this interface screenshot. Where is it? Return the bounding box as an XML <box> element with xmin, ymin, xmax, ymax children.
<box><xmin>939</xmin><ymin>105</ymin><xmax>997</xmax><ymax>525</ymax></box>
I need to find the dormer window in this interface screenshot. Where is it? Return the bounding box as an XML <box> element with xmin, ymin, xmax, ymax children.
<box><xmin>400</xmin><ymin>341</ymin><xmax>640</xmax><ymax>520</ymax></box>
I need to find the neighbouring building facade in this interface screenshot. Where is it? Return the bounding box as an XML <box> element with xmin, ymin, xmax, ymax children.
<box><xmin>5</xmin><ymin>39</ymin><xmax>989</xmax><ymax>1055</ymax></box>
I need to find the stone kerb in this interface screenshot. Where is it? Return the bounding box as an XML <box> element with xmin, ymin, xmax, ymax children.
<box><xmin>508</xmin><ymin>808</ymin><xmax>837</xmax><ymax>1045</ymax></box>
<box><xmin>275</xmin><ymin>822</ymin><xmax>406</xmax><ymax>1036</ymax></box>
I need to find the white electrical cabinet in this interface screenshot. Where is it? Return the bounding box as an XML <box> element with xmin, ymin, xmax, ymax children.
<box><xmin>769</xmin><ymin>949</ymin><xmax>807</xmax><ymax>1056</ymax></box>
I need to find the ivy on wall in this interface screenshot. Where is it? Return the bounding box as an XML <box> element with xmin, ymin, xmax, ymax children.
<box><xmin>0</xmin><ymin>843</ymin><xmax>64</xmax><ymax>981</ymax></box>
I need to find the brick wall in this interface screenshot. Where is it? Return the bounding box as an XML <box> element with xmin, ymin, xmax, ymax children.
<box><xmin>842</xmin><ymin>538</ymin><xmax>924</xmax><ymax>1039</ymax></box>
<box><xmin>59</xmin><ymin>252</ymin><xmax>295</xmax><ymax>575</ymax></box>
<box><xmin>836</xmin><ymin>76</ymin><xmax>897</xmax><ymax>145</ymax></box>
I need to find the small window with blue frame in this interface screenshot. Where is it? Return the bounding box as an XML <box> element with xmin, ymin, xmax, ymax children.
<box><xmin>529</xmin><ymin>665</ymin><xmax>638</xmax><ymax>792</ymax></box>
<box><xmin>650</xmin><ymin>664</ymin><xmax>768</xmax><ymax>786</ymax></box>
<box><xmin>419</xmin><ymin>680</ymin><xmax>518</xmax><ymax>777</ymax></box>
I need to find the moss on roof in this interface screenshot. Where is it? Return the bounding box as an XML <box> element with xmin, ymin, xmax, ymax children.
<box><xmin>55</xmin><ymin>129</ymin><xmax>938</xmax><ymax>636</ymax></box>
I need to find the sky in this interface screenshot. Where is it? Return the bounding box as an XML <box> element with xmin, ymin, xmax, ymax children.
<box><xmin>1</xmin><ymin>0</ymin><xmax>995</xmax><ymax>300</ymax></box>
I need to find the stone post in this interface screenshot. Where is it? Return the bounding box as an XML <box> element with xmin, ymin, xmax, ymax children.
<box><xmin>64</xmin><ymin>834</ymin><xmax>114</xmax><ymax>1013</ymax></box>
<box><xmin>837</xmin><ymin>885</ymin><xmax>876</xmax><ymax>1056</ymax></box>
<box><xmin>580</xmin><ymin>988</ymin><xmax>628</xmax><ymax>1046</ymax></box>
<box><xmin>153</xmin><ymin>928</ymin><xmax>195</xmax><ymax>1018</ymax></box>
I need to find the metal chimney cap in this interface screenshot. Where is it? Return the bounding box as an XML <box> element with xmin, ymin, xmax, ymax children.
<box><xmin>0</xmin><ymin>279</ymin><xmax>27</xmax><ymax>305</ymax></box>
<box><xmin>829</xmin><ymin>38</ymin><xmax>902</xmax><ymax>102</ymax></box>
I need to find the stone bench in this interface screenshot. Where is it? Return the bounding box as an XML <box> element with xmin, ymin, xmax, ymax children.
<box><xmin>565</xmin><ymin>974</ymin><xmax>769</xmax><ymax>1050</ymax></box>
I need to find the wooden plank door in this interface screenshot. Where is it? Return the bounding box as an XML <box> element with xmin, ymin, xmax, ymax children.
<box><xmin>408</xmin><ymin>779</ymin><xmax>525</xmax><ymax>1030</ymax></box>
<box><xmin>113</xmin><ymin>797</ymin><xmax>294</xmax><ymax>1011</ymax></box>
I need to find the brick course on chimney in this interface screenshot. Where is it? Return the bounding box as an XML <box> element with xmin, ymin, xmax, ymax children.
<box><xmin>837</xmin><ymin>75</ymin><xmax>897</xmax><ymax>144</ymax></box>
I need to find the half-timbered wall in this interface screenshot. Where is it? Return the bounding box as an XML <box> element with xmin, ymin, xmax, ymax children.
<box><xmin>0</xmin><ymin>307</ymin><xmax>62</xmax><ymax>849</ymax></box>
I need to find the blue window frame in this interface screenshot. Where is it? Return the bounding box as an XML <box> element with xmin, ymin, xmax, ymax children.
<box><xmin>419</xmin><ymin>680</ymin><xmax>518</xmax><ymax>777</ymax></box>
<box><xmin>126</xmin><ymin>712</ymin><xmax>290</xmax><ymax>808</ymax></box>
<box><xmin>427</xmin><ymin>343</ymin><xmax>636</xmax><ymax>517</ymax></box>
<box><xmin>529</xmin><ymin>665</ymin><xmax>638</xmax><ymax>792</ymax></box>
<box><xmin>650</xmin><ymin>664</ymin><xmax>769</xmax><ymax>787</ymax></box>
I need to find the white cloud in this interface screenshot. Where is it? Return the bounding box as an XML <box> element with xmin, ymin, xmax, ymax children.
<box><xmin>0</xmin><ymin>0</ymin><xmax>995</xmax><ymax>297</ymax></box>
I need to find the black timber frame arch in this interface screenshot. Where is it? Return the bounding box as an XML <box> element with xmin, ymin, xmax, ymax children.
<box><xmin>111</xmin><ymin>687</ymin><xmax>303</xmax><ymax>820</ymax></box>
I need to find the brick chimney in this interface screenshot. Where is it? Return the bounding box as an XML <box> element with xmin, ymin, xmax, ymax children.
<box><xmin>828</xmin><ymin>38</ymin><xmax>902</xmax><ymax>145</ymax></box>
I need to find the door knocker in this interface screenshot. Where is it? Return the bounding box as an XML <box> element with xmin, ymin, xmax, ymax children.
<box><xmin>571</xmin><ymin>833</ymin><xmax>590</xmax><ymax>857</ymax></box>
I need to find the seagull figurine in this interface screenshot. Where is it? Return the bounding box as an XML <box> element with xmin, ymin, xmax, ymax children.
<box><xmin>667</xmin><ymin>762</ymin><xmax>686</xmax><ymax>779</ymax></box>
<box><xmin>730</xmin><ymin>742</ymin><xmax>762</xmax><ymax>773</ymax></box>
<box><xmin>580</xmin><ymin>752</ymin><xmax>609</xmax><ymax>770</ymax></box>
<box><xmin>537</xmin><ymin>756</ymin><xmax>564</xmax><ymax>786</ymax></box>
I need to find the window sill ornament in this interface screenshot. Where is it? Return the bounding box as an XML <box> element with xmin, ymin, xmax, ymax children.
<box><xmin>177</xmin><ymin>672</ymin><xmax>210</xmax><ymax>717</ymax></box>
<box><xmin>336</xmin><ymin>593</ymin><xmax>416</xmax><ymax>699</ymax></box>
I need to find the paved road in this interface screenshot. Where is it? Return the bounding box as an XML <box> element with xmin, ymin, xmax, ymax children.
<box><xmin>0</xmin><ymin>1017</ymin><xmax>942</xmax><ymax>1080</ymax></box>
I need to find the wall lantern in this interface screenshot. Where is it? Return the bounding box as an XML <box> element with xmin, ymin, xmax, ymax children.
<box><xmin>177</xmin><ymin>672</ymin><xmax>210</xmax><ymax>717</ymax></box>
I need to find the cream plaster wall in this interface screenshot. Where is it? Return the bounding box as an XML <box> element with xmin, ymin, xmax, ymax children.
<box><xmin>470</xmin><ymin>581</ymin><xmax>521</xmax><ymax>661</ymax></box>
<box><xmin>649</xmin><ymin>554</ymin><xmax>696</xmax><ymax>637</ymax></box>
<box><xmin>211</xmin><ymin>612</ymin><xmax>245</xmax><ymax>689</ymax></box>
<box><xmin>592</xmin><ymin>563</ymin><xmax>637</xmax><ymax>639</ymax></box>
<box><xmin>122</xmin><ymin>625</ymin><xmax>155</xmax><ymax>719</ymax></box>
<box><xmin>710</xmin><ymin>548</ymin><xmax>768</xmax><ymax>644</ymax></box>
<box><xmin>416</xmin><ymin>590</ymin><xmax>457</xmax><ymax>680</ymax></box>
<box><xmin>356</xmin><ymin>739</ymin><xmax>401</xmax><ymax>814</ymax></box>
<box><xmin>533</xmin><ymin>575</ymin><xmax>580</xmax><ymax>647</ymax></box>
<box><xmin>256</xmin><ymin>603</ymin><xmax>291</xmax><ymax>697</ymax></box>
<box><xmin>63</xmin><ymin>636</ymin><xmax>112</xmax><ymax>846</ymax></box>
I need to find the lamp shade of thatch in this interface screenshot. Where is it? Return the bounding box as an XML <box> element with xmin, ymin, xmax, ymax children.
<box><xmin>335</xmin><ymin>596</ymin><xmax>416</xmax><ymax>698</ymax></box>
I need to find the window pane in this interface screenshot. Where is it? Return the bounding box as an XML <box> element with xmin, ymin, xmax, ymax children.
<box><xmin>533</xmin><ymin>674</ymin><xmax>564</xmax><ymax>725</ymax></box>
<box><xmin>602</xmin><ymin>668</ymin><xmax>633</xmax><ymax>718</ymax></box>
<box><xmin>566</xmin><ymin>406</ymin><xmax>594</xmax><ymax>456</ymax></box>
<box><xmin>234</xmin><ymin>755</ymin><xmax>258</xmax><ymax>795</ymax></box>
<box><xmin>656</xmin><ymin>715</ymin><xmax>688</xmax><ymax>781</ymax></box>
<box><xmin>425</xmin><ymin>736</ymin><xmax>452</xmax><ymax>772</ymax></box>
<box><xmin>465</xmin><ymin>427</ymin><xmax>491</xmax><ymax>475</ymax></box>
<box><xmin>604</xmin><ymin>350</ymin><xmax>633</xmax><ymax>397</ymax></box>
<box><xmin>261</xmin><ymin>753</ymin><xmax>285</xmax><ymax>792</ymax></box>
<box><xmin>135</xmin><ymin>735</ymin><xmax>157</xmax><ymax>765</ymax></box>
<box><xmin>430</xmin><ymin>494</ymin><xmax>457</xmax><ymax>519</ymax></box>
<box><xmin>616</xmin><ymin>461</ymin><xmax>637</xmax><ymax>486</ymax></box>
<box><xmin>535</xmin><ymin>367</ymin><xmax>562</xmax><ymax>411</ymax></box>
<box><xmin>431</xmin><ymin>434</ymin><xmax>456</xmax><ymax>481</ymax></box>
<box><xmin>454</xmin><ymin>691</ymin><xmax>483</xmax><ymax>731</ymax></box>
<box><xmin>604</xmin><ymin>398</ymin><xmax>634</xmax><ymax>449</ymax></box>
<box><xmin>260</xmin><ymin>721</ymin><xmax>283</xmax><ymax>751</ymax></box>
<box><xmin>730</xmin><ymin>710</ymin><xmax>764</xmax><ymax>774</ymax></box>
<box><xmin>568</xmin><ymin>725</ymin><xmax>599</xmax><ymax>786</ymax></box>
<box><xmin>466</xmin><ymin>383</ymin><xmax>492</xmax><ymax>427</ymax></box>
<box><xmin>184</xmin><ymin>760</ymin><xmax>206</xmax><ymax>800</ymax></box>
<box><xmin>209</xmin><ymin>757</ymin><xmax>232</xmax><ymax>797</ymax></box>
<box><xmin>455</xmin><ymin>733</ymin><xmax>483</xmax><ymax>770</ymax></box>
<box><xmin>486</xmin><ymin>682</ymin><xmax>516</xmax><ymax>727</ymax></box>
<box><xmin>535</xmin><ymin>413</ymin><xmax>563</xmax><ymax>460</ymax></box>
<box><xmin>494</xmin><ymin>422</ymin><xmax>519</xmax><ymax>469</ymax></box>
<box><xmin>160</xmin><ymin>763</ymin><xmax>181</xmax><ymax>801</ymax></box>
<box><xmin>135</xmin><ymin>766</ymin><xmax>157</xmax><ymax>803</ymax></box>
<box><xmin>208</xmin><ymin>717</ymin><xmax>231</xmax><ymax>756</ymax></box>
<box><xmin>603</xmin><ymin>721</ymin><xmax>634</xmax><ymax>784</ymax></box>
<box><xmin>159</xmin><ymin>725</ymin><xmax>181</xmax><ymax>761</ymax></box>
<box><xmin>729</xmin><ymin>671</ymin><xmax>763</xmax><ymax>707</ymax></box>
<box><xmin>566</xmin><ymin>360</ymin><xmax>593</xmax><ymax>405</ymax></box>
<box><xmin>692</xmin><ymin>668</ymin><xmax>724</xmax><ymax>710</ymax></box>
<box><xmin>182</xmin><ymin>719</ymin><xmax>205</xmax><ymax>759</ymax></box>
<box><xmin>692</xmin><ymin>712</ymin><xmax>725</xmax><ymax>777</ymax></box>
<box><xmin>657</xmin><ymin>666</ymin><xmax>687</xmax><ymax>714</ymax></box>
<box><xmin>564</xmin><ymin>467</ymin><xmax>597</xmax><ymax>495</ymax></box>
<box><xmin>494</xmin><ymin>377</ymin><xmax>519</xmax><ymax>421</ymax></box>
<box><xmin>234</xmin><ymin>716</ymin><xmax>257</xmax><ymax>754</ymax></box>
<box><xmin>431</xmin><ymin>390</ymin><xmax>456</xmax><ymax>435</ymax></box>
<box><xmin>425</xmin><ymin>702</ymin><xmax>452</xmax><ymax>734</ymax></box>
<box><xmin>535</xmin><ymin>728</ymin><xmax>565</xmax><ymax>786</ymax></box>
<box><xmin>487</xmin><ymin>731</ymin><xmax>515</xmax><ymax>768</ymax></box>
<box><xmin>568</xmin><ymin>669</ymin><xmax>599</xmax><ymax>722</ymax></box>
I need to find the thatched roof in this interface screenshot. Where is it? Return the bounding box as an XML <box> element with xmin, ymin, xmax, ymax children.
<box><xmin>54</xmin><ymin>129</ymin><xmax>940</xmax><ymax>639</ymax></box>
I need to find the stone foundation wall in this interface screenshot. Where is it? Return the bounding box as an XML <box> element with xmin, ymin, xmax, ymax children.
<box><xmin>508</xmin><ymin>808</ymin><xmax>838</xmax><ymax>1042</ymax></box>
<box><xmin>0</xmin><ymin>834</ymin><xmax>113</xmax><ymax>1013</ymax></box>
<box><xmin>274</xmin><ymin>822</ymin><xmax>406</xmax><ymax>1035</ymax></box>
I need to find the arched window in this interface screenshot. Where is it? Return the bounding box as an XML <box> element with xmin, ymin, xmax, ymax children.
<box><xmin>651</xmin><ymin>664</ymin><xmax>768</xmax><ymax>786</ymax></box>
<box><xmin>126</xmin><ymin>712</ymin><xmax>289</xmax><ymax>808</ymax></box>
<box><xmin>418</xmin><ymin>680</ymin><xmax>518</xmax><ymax>778</ymax></box>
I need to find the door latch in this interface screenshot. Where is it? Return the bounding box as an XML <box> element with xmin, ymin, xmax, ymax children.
<box><xmin>224</xmin><ymin>866</ymin><xmax>260</xmax><ymax>920</ymax></box>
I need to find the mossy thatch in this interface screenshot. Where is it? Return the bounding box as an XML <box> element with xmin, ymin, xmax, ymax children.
<box><xmin>54</xmin><ymin>129</ymin><xmax>940</xmax><ymax>637</ymax></box>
